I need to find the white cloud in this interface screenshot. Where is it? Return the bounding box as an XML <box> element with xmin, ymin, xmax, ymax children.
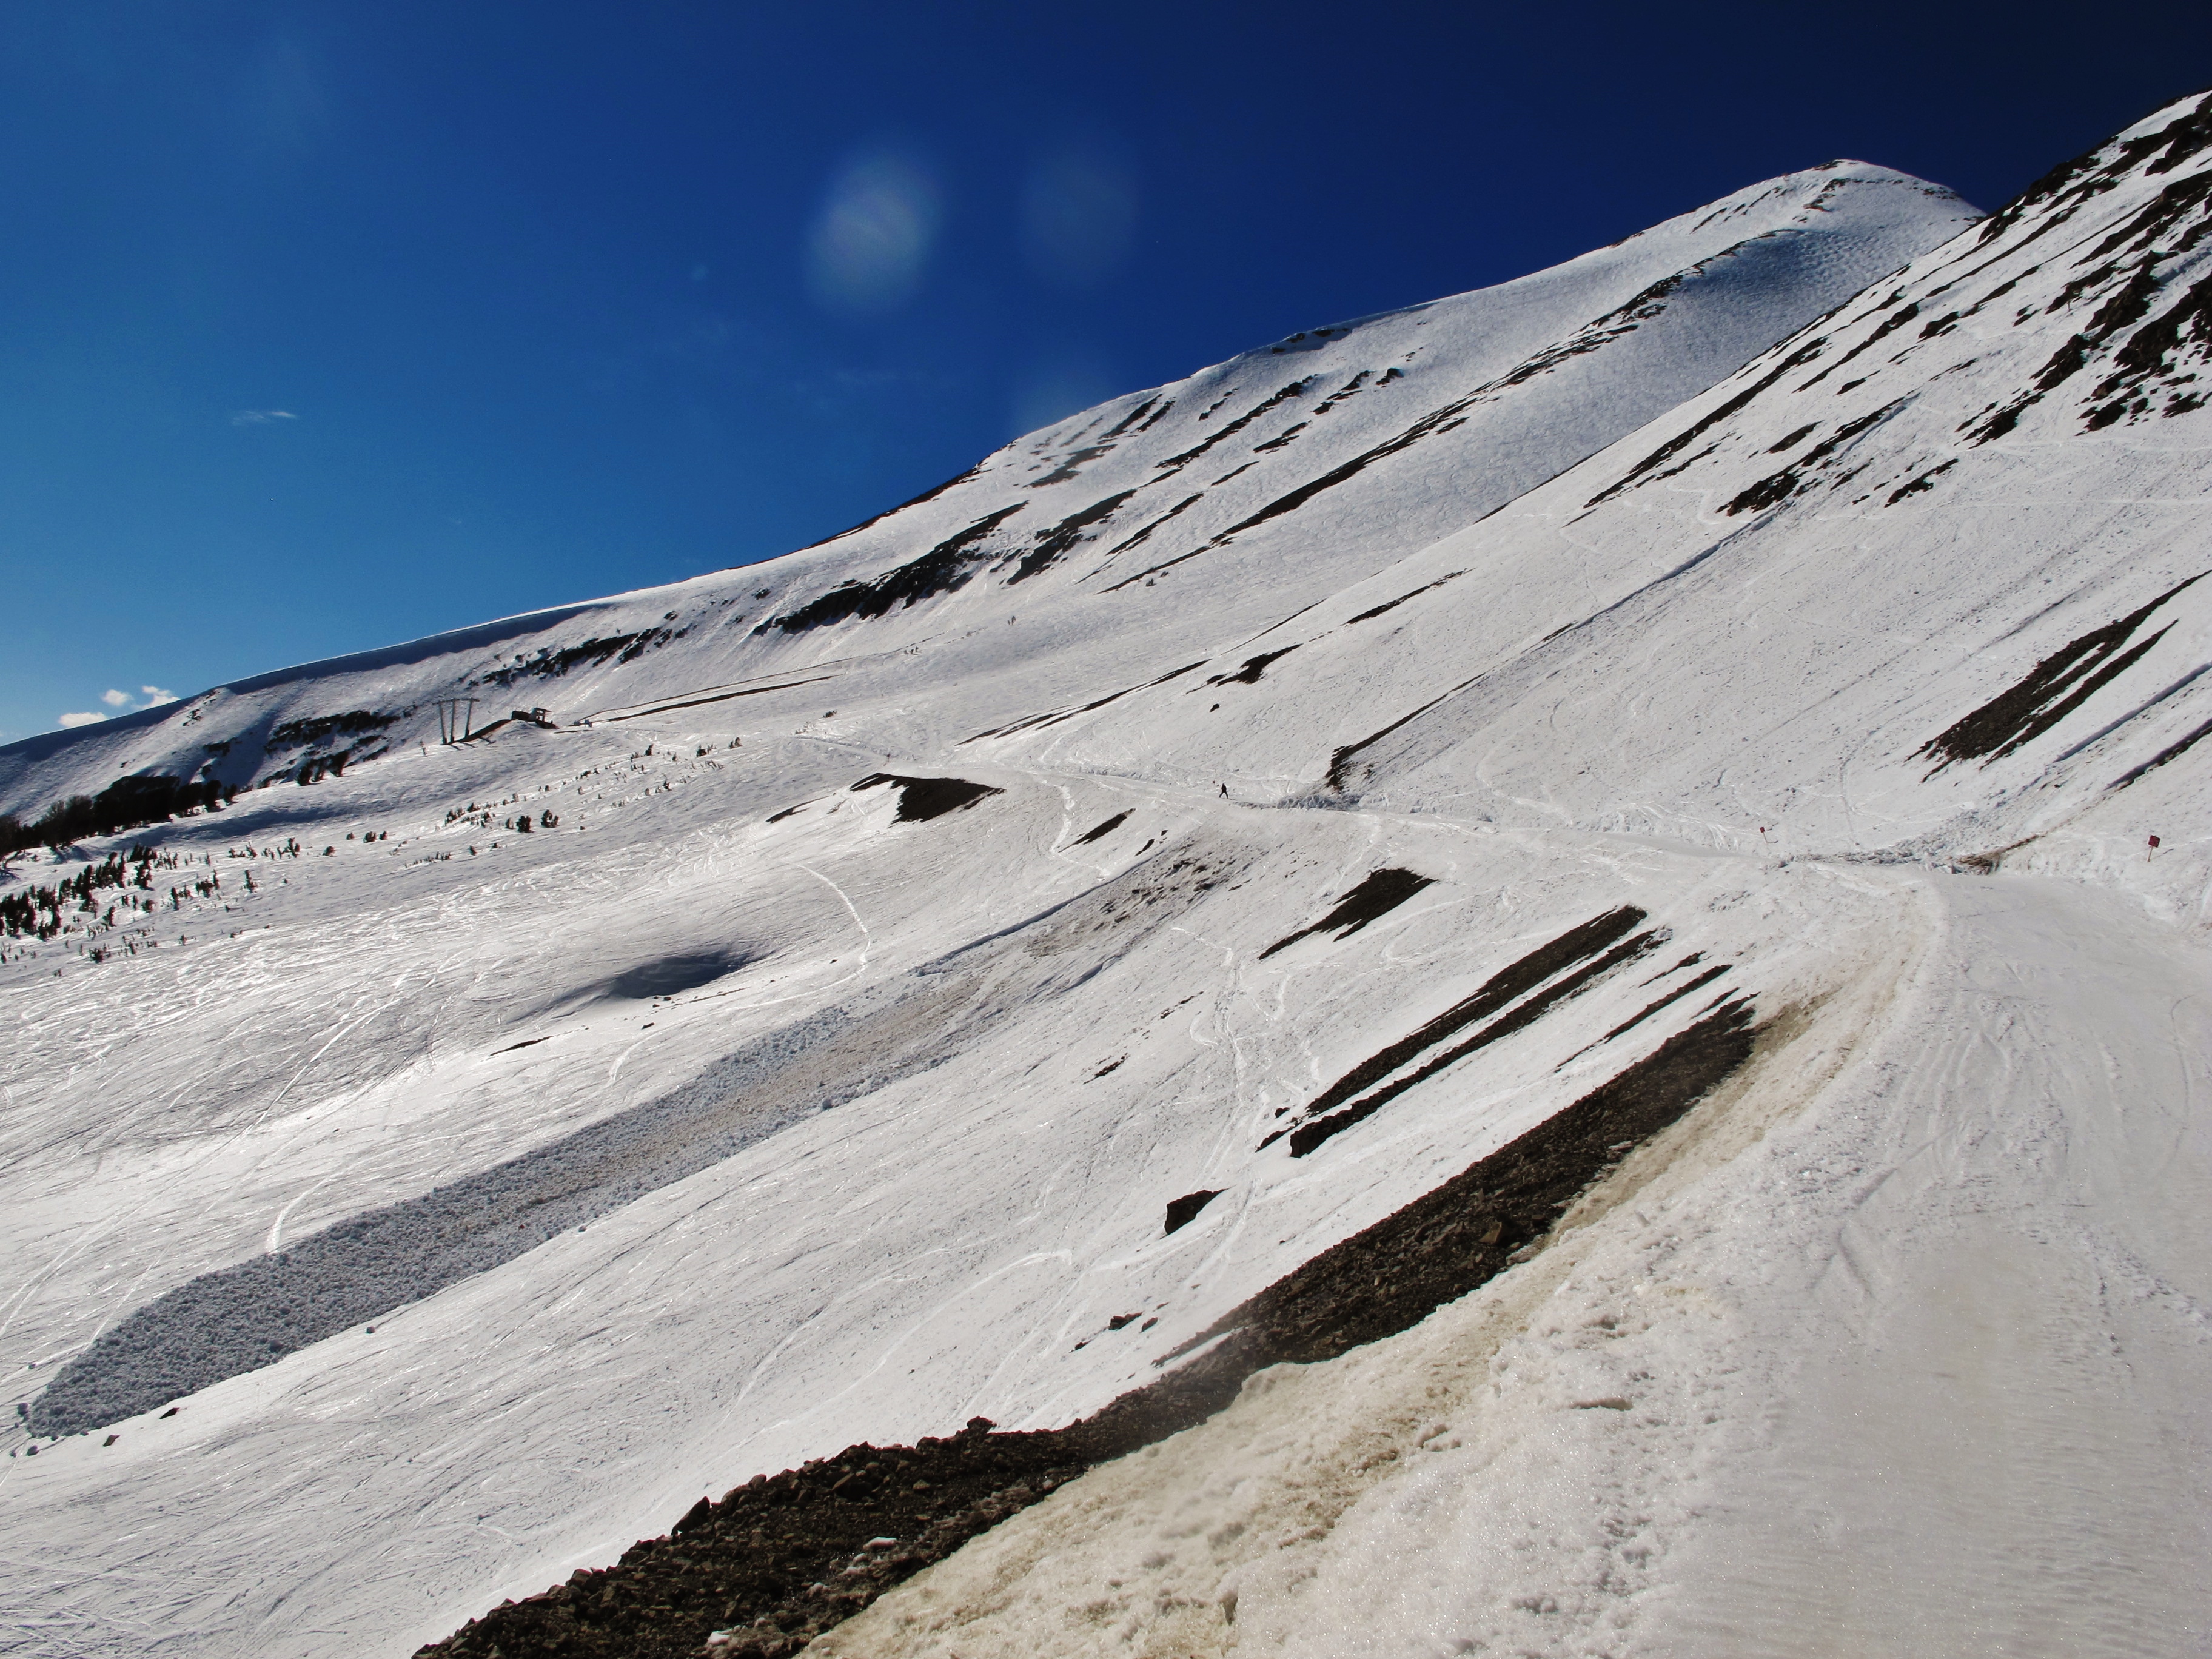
<box><xmin>70</xmin><ymin>686</ymin><xmax>179</xmax><ymax>728</ymax></box>
<box><xmin>231</xmin><ymin>409</ymin><xmax>299</xmax><ymax>426</ymax></box>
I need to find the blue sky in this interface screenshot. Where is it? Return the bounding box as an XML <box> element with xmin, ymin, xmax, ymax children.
<box><xmin>2</xmin><ymin>1</ymin><xmax>2202</xmax><ymax>740</ymax></box>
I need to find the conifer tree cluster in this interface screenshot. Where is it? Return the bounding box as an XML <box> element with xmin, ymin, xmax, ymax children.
<box><xmin>0</xmin><ymin>777</ymin><xmax>235</xmax><ymax>858</ymax></box>
<box><xmin>264</xmin><ymin>710</ymin><xmax>397</xmax><ymax>748</ymax></box>
<box><xmin>481</xmin><ymin>627</ymin><xmax>679</xmax><ymax>687</ymax></box>
<box><xmin>0</xmin><ymin>846</ymin><xmax>160</xmax><ymax>939</ymax></box>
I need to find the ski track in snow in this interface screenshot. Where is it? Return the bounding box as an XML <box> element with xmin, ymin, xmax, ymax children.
<box><xmin>820</xmin><ymin>874</ymin><xmax>2212</xmax><ymax>1659</ymax></box>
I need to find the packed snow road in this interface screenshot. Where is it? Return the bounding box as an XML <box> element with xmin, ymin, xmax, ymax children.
<box><xmin>814</xmin><ymin>868</ymin><xmax>2212</xmax><ymax>1659</ymax></box>
<box><xmin>1640</xmin><ymin>874</ymin><xmax>2212</xmax><ymax>1657</ymax></box>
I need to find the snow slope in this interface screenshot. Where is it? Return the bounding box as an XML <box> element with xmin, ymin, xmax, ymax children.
<box><xmin>0</xmin><ymin>159</ymin><xmax>1972</xmax><ymax>816</ymax></box>
<box><xmin>817</xmin><ymin>872</ymin><xmax>2212</xmax><ymax>1659</ymax></box>
<box><xmin>2</xmin><ymin>93</ymin><xmax>2210</xmax><ymax>1659</ymax></box>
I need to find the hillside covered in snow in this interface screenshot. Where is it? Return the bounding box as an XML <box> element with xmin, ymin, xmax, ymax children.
<box><xmin>2</xmin><ymin>93</ymin><xmax>2209</xmax><ymax>1659</ymax></box>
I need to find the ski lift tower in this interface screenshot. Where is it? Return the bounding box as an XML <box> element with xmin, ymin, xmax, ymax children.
<box><xmin>435</xmin><ymin>697</ymin><xmax>479</xmax><ymax>745</ymax></box>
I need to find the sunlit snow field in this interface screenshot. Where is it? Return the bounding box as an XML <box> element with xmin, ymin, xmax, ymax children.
<box><xmin>4</xmin><ymin>98</ymin><xmax>2212</xmax><ymax>1658</ymax></box>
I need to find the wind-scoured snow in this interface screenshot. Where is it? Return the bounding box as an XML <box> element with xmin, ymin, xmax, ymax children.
<box><xmin>2</xmin><ymin>96</ymin><xmax>2209</xmax><ymax>1659</ymax></box>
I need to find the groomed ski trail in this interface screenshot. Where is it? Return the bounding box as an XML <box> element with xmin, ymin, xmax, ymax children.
<box><xmin>814</xmin><ymin>865</ymin><xmax>2212</xmax><ymax>1659</ymax></box>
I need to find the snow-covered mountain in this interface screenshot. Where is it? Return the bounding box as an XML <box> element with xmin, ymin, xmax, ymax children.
<box><xmin>4</xmin><ymin>94</ymin><xmax>2210</xmax><ymax>1659</ymax></box>
<box><xmin>0</xmin><ymin>159</ymin><xmax>1972</xmax><ymax>813</ymax></box>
